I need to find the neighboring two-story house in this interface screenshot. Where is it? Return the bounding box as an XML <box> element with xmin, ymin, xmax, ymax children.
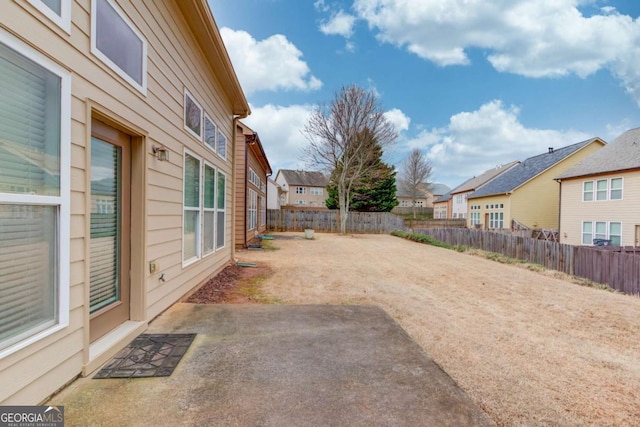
<box><xmin>274</xmin><ymin>169</ymin><xmax>329</xmax><ymax>207</ymax></box>
<box><xmin>1</xmin><ymin>0</ymin><xmax>249</xmax><ymax>404</ymax></box>
<box><xmin>557</xmin><ymin>128</ymin><xmax>640</xmax><ymax>246</ymax></box>
<box><xmin>466</xmin><ymin>138</ymin><xmax>606</xmax><ymax>230</ymax></box>
<box><xmin>234</xmin><ymin>121</ymin><xmax>272</xmax><ymax>249</ymax></box>
<box><xmin>449</xmin><ymin>162</ymin><xmax>519</xmax><ymax>220</ymax></box>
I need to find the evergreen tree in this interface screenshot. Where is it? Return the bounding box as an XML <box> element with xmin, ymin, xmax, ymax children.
<box><xmin>325</xmin><ymin>140</ymin><xmax>398</xmax><ymax>212</ymax></box>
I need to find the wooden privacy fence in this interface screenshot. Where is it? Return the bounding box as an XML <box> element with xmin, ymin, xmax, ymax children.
<box><xmin>267</xmin><ymin>209</ymin><xmax>406</xmax><ymax>234</ymax></box>
<box><xmin>418</xmin><ymin>228</ymin><xmax>640</xmax><ymax>296</ymax></box>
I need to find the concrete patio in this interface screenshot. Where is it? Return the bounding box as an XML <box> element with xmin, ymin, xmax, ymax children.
<box><xmin>49</xmin><ymin>304</ymin><xmax>494</xmax><ymax>426</ymax></box>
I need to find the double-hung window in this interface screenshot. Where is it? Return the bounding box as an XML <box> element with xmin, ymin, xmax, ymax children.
<box><xmin>582</xmin><ymin>221</ymin><xmax>622</xmax><ymax>246</ymax></box>
<box><xmin>91</xmin><ymin>0</ymin><xmax>147</xmax><ymax>94</ymax></box>
<box><xmin>248</xmin><ymin>189</ymin><xmax>257</xmax><ymax>230</ymax></box>
<box><xmin>583</xmin><ymin>178</ymin><xmax>623</xmax><ymax>201</ymax></box>
<box><xmin>610</xmin><ymin>178</ymin><xmax>623</xmax><ymax>200</ymax></box>
<box><xmin>183</xmin><ymin>153</ymin><xmax>201</xmax><ymax>264</ymax></box>
<box><xmin>203</xmin><ymin>163</ymin><xmax>216</xmax><ymax>256</ymax></box>
<box><xmin>183</xmin><ymin>154</ymin><xmax>226</xmax><ymax>264</ymax></box>
<box><xmin>216</xmin><ymin>171</ymin><xmax>226</xmax><ymax>248</ymax></box>
<box><xmin>0</xmin><ymin>31</ymin><xmax>70</xmax><ymax>354</ymax></box>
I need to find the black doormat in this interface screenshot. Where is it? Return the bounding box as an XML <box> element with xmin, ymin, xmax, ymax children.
<box><xmin>94</xmin><ymin>333</ymin><xmax>196</xmax><ymax>379</ymax></box>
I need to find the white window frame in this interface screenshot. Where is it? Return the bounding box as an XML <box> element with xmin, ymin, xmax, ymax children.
<box><xmin>202</xmin><ymin>162</ymin><xmax>216</xmax><ymax>257</ymax></box>
<box><xmin>216</xmin><ymin>170</ymin><xmax>227</xmax><ymax>249</ymax></box>
<box><xmin>582</xmin><ymin>221</ymin><xmax>622</xmax><ymax>246</ymax></box>
<box><xmin>296</xmin><ymin>187</ymin><xmax>306</xmax><ymax>194</ymax></box>
<box><xmin>203</xmin><ymin>113</ymin><xmax>217</xmax><ymax>152</ymax></box>
<box><xmin>310</xmin><ymin>187</ymin><xmax>323</xmax><ymax>196</ymax></box>
<box><xmin>596</xmin><ymin>179</ymin><xmax>608</xmax><ymax>201</ymax></box>
<box><xmin>182</xmin><ymin>150</ymin><xmax>202</xmax><ymax>266</ymax></box>
<box><xmin>183</xmin><ymin>90</ymin><xmax>203</xmax><ymax>140</ymax></box>
<box><xmin>248</xmin><ymin>189</ymin><xmax>257</xmax><ymax>230</ymax></box>
<box><xmin>27</xmin><ymin>0</ymin><xmax>72</xmax><ymax>33</ymax></box>
<box><xmin>0</xmin><ymin>30</ymin><xmax>70</xmax><ymax>357</ymax></box>
<box><xmin>217</xmin><ymin>128</ymin><xmax>227</xmax><ymax>160</ymax></box>
<box><xmin>610</xmin><ymin>177</ymin><xmax>623</xmax><ymax>200</ymax></box>
<box><xmin>91</xmin><ymin>0</ymin><xmax>147</xmax><ymax>94</ymax></box>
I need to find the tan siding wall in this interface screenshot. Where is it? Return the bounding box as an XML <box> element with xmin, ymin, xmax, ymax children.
<box><xmin>510</xmin><ymin>142</ymin><xmax>603</xmax><ymax>230</ymax></box>
<box><xmin>1</xmin><ymin>0</ymin><xmax>239</xmax><ymax>404</ymax></box>
<box><xmin>234</xmin><ymin>129</ymin><xmax>247</xmax><ymax>248</ymax></box>
<box><xmin>560</xmin><ymin>171</ymin><xmax>640</xmax><ymax>246</ymax></box>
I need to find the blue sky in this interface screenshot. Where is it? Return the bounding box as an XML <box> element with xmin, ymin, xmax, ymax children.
<box><xmin>208</xmin><ymin>0</ymin><xmax>640</xmax><ymax>189</ymax></box>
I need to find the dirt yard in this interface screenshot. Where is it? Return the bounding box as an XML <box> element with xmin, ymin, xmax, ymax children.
<box><xmin>202</xmin><ymin>232</ymin><xmax>640</xmax><ymax>426</ymax></box>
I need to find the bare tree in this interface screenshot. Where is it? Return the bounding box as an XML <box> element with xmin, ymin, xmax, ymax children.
<box><xmin>302</xmin><ymin>85</ymin><xmax>398</xmax><ymax>234</ymax></box>
<box><xmin>399</xmin><ymin>148</ymin><xmax>433</xmax><ymax>219</ymax></box>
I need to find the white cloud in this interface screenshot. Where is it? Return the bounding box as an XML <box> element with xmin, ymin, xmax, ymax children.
<box><xmin>320</xmin><ymin>10</ymin><xmax>357</xmax><ymax>38</ymax></box>
<box><xmin>243</xmin><ymin>104</ymin><xmax>315</xmax><ymax>173</ymax></box>
<box><xmin>384</xmin><ymin>108</ymin><xmax>410</xmax><ymax>133</ymax></box>
<box><xmin>220</xmin><ymin>28</ymin><xmax>322</xmax><ymax>95</ymax></box>
<box><xmin>402</xmin><ymin>100</ymin><xmax>590</xmax><ymax>187</ymax></box>
<box><xmin>353</xmin><ymin>0</ymin><xmax>640</xmax><ymax>104</ymax></box>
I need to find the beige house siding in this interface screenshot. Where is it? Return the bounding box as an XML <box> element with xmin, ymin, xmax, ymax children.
<box><xmin>234</xmin><ymin>122</ymin><xmax>271</xmax><ymax>248</ymax></box>
<box><xmin>1</xmin><ymin>0</ymin><xmax>246</xmax><ymax>404</ymax></box>
<box><xmin>560</xmin><ymin>171</ymin><xmax>640</xmax><ymax>246</ymax></box>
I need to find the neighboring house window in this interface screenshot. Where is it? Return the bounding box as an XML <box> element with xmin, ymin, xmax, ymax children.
<box><xmin>470</xmin><ymin>212</ymin><xmax>481</xmax><ymax>226</ymax></box>
<box><xmin>203</xmin><ymin>163</ymin><xmax>216</xmax><ymax>256</ymax></box>
<box><xmin>582</xmin><ymin>221</ymin><xmax>622</xmax><ymax>246</ymax></box>
<box><xmin>582</xmin><ymin>181</ymin><xmax>593</xmax><ymax>201</ymax></box>
<box><xmin>184</xmin><ymin>90</ymin><xmax>202</xmax><ymax>140</ymax></box>
<box><xmin>610</xmin><ymin>178</ymin><xmax>623</xmax><ymax>200</ymax></box>
<box><xmin>296</xmin><ymin>187</ymin><xmax>306</xmax><ymax>194</ymax></box>
<box><xmin>596</xmin><ymin>179</ymin><xmax>607</xmax><ymax>201</ymax></box>
<box><xmin>583</xmin><ymin>178</ymin><xmax>623</xmax><ymax>202</ymax></box>
<box><xmin>27</xmin><ymin>0</ymin><xmax>71</xmax><ymax>33</ymax></box>
<box><xmin>183</xmin><ymin>153</ymin><xmax>201</xmax><ymax>264</ymax></box>
<box><xmin>216</xmin><ymin>171</ymin><xmax>226</xmax><ymax>248</ymax></box>
<box><xmin>0</xmin><ymin>31</ymin><xmax>70</xmax><ymax>354</ymax></box>
<box><xmin>204</xmin><ymin>114</ymin><xmax>216</xmax><ymax>152</ymax></box>
<box><xmin>248</xmin><ymin>189</ymin><xmax>257</xmax><ymax>230</ymax></box>
<box><xmin>91</xmin><ymin>0</ymin><xmax>147</xmax><ymax>94</ymax></box>
<box><xmin>489</xmin><ymin>212</ymin><xmax>504</xmax><ymax>229</ymax></box>
<box><xmin>310</xmin><ymin>187</ymin><xmax>323</xmax><ymax>196</ymax></box>
<box><xmin>217</xmin><ymin>128</ymin><xmax>227</xmax><ymax>160</ymax></box>
<box><xmin>296</xmin><ymin>200</ymin><xmax>307</xmax><ymax>205</ymax></box>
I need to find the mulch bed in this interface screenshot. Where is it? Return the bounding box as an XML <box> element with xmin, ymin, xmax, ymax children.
<box><xmin>185</xmin><ymin>263</ymin><xmax>272</xmax><ymax>304</ymax></box>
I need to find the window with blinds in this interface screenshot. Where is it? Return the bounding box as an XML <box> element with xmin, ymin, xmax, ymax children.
<box><xmin>89</xmin><ymin>138</ymin><xmax>121</xmax><ymax>312</ymax></box>
<box><xmin>0</xmin><ymin>34</ymin><xmax>68</xmax><ymax>352</ymax></box>
<box><xmin>182</xmin><ymin>153</ymin><xmax>226</xmax><ymax>266</ymax></box>
<box><xmin>183</xmin><ymin>153</ymin><xmax>201</xmax><ymax>263</ymax></box>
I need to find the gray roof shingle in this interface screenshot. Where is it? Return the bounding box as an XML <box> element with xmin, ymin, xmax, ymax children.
<box><xmin>278</xmin><ymin>169</ymin><xmax>328</xmax><ymax>187</ymax></box>
<box><xmin>468</xmin><ymin>138</ymin><xmax>603</xmax><ymax>199</ymax></box>
<box><xmin>427</xmin><ymin>183</ymin><xmax>451</xmax><ymax>196</ymax></box>
<box><xmin>557</xmin><ymin>128</ymin><xmax>640</xmax><ymax>179</ymax></box>
<box><xmin>451</xmin><ymin>161</ymin><xmax>520</xmax><ymax>194</ymax></box>
<box><xmin>434</xmin><ymin>191</ymin><xmax>452</xmax><ymax>203</ymax></box>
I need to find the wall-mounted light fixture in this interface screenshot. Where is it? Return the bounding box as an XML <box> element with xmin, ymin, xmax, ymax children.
<box><xmin>152</xmin><ymin>145</ymin><xmax>169</xmax><ymax>161</ymax></box>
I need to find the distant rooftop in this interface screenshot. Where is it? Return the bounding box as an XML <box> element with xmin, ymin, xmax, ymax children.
<box><xmin>277</xmin><ymin>169</ymin><xmax>328</xmax><ymax>187</ymax></box>
<box><xmin>451</xmin><ymin>161</ymin><xmax>520</xmax><ymax>195</ymax></box>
